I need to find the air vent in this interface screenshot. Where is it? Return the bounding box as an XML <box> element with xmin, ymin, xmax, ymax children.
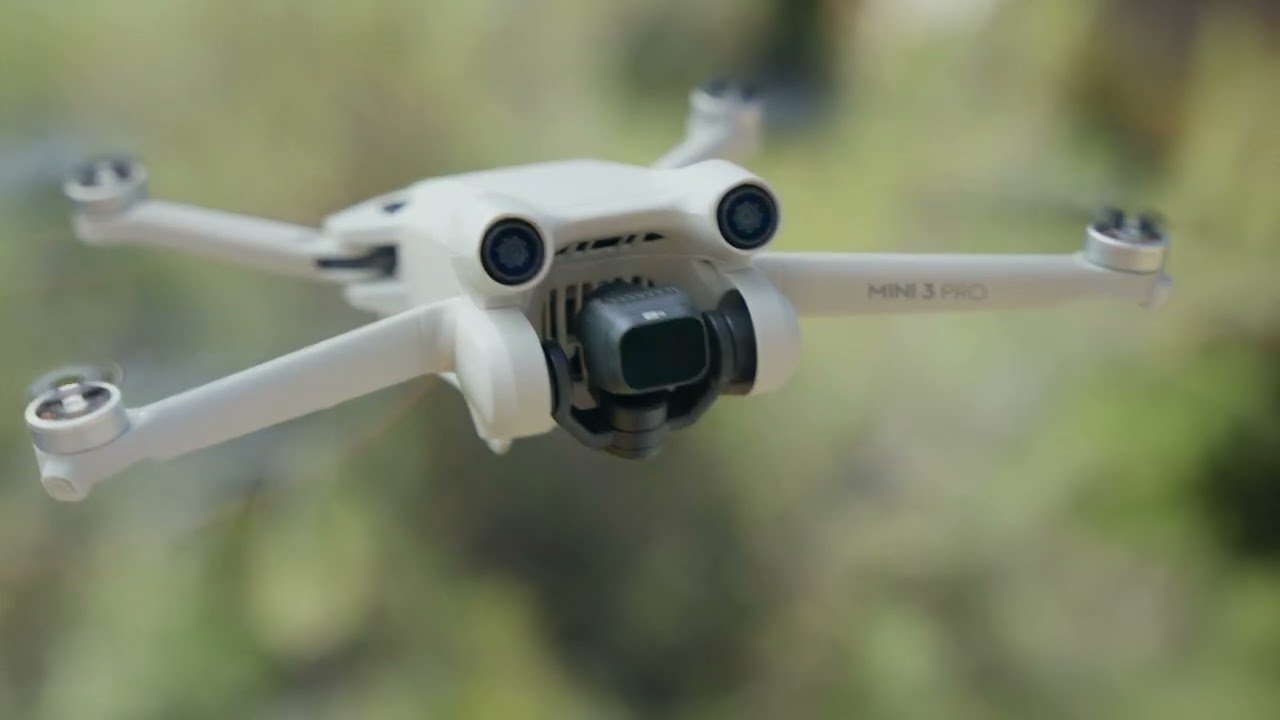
<box><xmin>555</xmin><ymin>232</ymin><xmax>666</xmax><ymax>256</ymax></box>
<box><xmin>540</xmin><ymin>276</ymin><xmax>659</xmax><ymax>379</ymax></box>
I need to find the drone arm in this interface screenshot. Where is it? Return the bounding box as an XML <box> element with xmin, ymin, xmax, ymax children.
<box><xmin>31</xmin><ymin>301</ymin><xmax>458</xmax><ymax>500</ymax></box>
<box><xmin>655</xmin><ymin>132</ymin><xmax>743</xmax><ymax>171</ymax></box>
<box><xmin>654</xmin><ymin>82</ymin><xmax>764</xmax><ymax>170</ymax></box>
<box><xmin>137</xmin><ymin>302</ymin><xmax>454</xmax><ymax>459</ymax></box>
<box><xmin>754</xmin><ymin>252</ymin><xmax>1172</xmax><ymax>317</ymax></box>
<box><xmin>65</xmin><ymin>157</ymin><xmax>387</xmax><ymax>282</ymax></box>
<box><xmin>73</xmin><ymin>200</ymin><xmax>380</xmax><ymax>281</ymax></box>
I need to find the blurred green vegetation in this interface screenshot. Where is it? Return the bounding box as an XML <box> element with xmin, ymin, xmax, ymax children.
<box><xmin>1</xmin><ymin>1</ymin><xmax>1278</xmax><ymax>718</ymax></box>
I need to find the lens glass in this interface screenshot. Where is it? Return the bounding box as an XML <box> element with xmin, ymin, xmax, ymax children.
<box><xmin>717</xmin><ymin>184</ymin><xmax>778</xmax><ymax>249</ymax></box>
<box><xmin>481</xmin><ymin>219</ymin><xmax>545</xmax><ymax>285</ymax></box>
<box><xmin>619</xmin><ymin>317</ymin><xmax>708</xmax><ymax>391</ymax></box>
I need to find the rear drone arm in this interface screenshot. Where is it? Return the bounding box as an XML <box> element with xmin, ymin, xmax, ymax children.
<box><xmin>65</xmin><ymin>157</ymin><xmax>393</xmax><ymax>282</ymax></box>
<box><xmin>654</xmin><ymin>80</ymin><xmax>764</xmax><ymax>169</ymax></box>
<box><xmin>756</xmin><ymin>212</ymin><xmax>1173</xmax><ymax>316</ymax></box>
<box><xmin>26</xmin><ymin>300</ymin><xmax>459</xmax><ymax>501</ymax></box>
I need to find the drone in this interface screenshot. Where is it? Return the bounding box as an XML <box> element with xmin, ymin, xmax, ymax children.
<box><xmin>23</xmin><ymin>80</ymin><xmax>1173</xmax><ymax>501</ymax></box>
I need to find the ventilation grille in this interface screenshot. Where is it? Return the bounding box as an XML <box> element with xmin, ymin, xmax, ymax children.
<box><xmin>540</xmin><ymin>276</ymin><xmax>659</xmax><ymax>379</ymax></box>
<box><xmin>555</xmin><ymin>232</ymin><xmax>665</xmax><ymax>257</ymax></box>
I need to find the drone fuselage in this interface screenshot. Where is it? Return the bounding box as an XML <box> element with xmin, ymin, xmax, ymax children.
<box><xmin>23</xmin><ymin>81</ymin><xmax>1172</xmax><ymax>501</ymax></box>
<box><xmin>322</xmin><ymin>158</ymin><xmax>800</xmax><ymax>444</ymax></box>
<box><xmin>331</xmin><ymin>158</ymin><xmax>771</xmax><ymax>310</ymax></box>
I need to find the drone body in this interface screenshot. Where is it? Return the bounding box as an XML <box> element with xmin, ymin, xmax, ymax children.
<box><xmin>24</xmin><ymin>82</ymin><xmax>1173</xmax><ymax>501</ymax></box>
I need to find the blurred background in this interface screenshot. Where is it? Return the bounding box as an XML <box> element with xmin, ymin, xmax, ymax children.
<box><xmin>1</xmin><ymin>0</ymin><xmax>1278</xmax><ymax>718</ymax></box>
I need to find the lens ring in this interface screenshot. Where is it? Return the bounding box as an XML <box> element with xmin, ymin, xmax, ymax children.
<box><xmin>716</xmin><ymin>184</ymin><xmax>778</xmax><ymax>250</ymax></box>
<box><xmin>481</xmin><ymin>219</ymin><xmax>546</xmax><ymax>286</ymax></box>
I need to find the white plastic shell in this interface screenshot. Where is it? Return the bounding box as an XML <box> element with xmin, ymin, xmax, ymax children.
<box><xmin>397</xmin><ymin>159</ymin><xmax>774</xmax><ymax>311</ymax></box>
<box><xmin>724</xmin><ymin>268</ymin><xmax>801</xmax><ymax>395</ymax></box>
<box><xmin>452</xmin><ymin>304</ymin><xmax>556</xmax><ymax>440</ymax></box>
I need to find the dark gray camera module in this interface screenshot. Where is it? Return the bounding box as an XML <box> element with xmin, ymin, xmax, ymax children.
<box><xmin>575</xmin><ymin>283</ymin><xmax>709</xmax><ymax>396</ymax></box>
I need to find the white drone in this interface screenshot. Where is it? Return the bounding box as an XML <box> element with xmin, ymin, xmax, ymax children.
<box><xmin>24</xmin><ymin>81</ymin><xmax>1172</xmax><ymax>501</ymax></box>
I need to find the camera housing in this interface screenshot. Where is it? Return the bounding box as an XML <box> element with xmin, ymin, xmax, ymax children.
<box><xmin>575</xmin><ymin>283</ymin><xmax>709</xmax><ymax>396</ymax></box>
<box><xmin>545</xmin><ymin>283</ymin><xmax>760</xmax><ymax>459</ymax></box>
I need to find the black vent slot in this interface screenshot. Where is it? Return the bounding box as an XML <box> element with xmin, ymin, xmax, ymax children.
<box><xmin>316</xmin><ymin>245</ymin><xmax>398</xmax><ymax>276</ymax></box>
<box><xmin>555</xmin><ymin>232</ymin><xmax>666</xmax><ymax>257</ymax></box>
<box><xmin>541</xmin><ymin>277</ymin><xmax>660</xmax><ymax>378</ymax></box>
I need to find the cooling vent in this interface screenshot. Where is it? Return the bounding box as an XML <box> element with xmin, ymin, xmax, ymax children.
<box><xmin>555</xmin><ymin>232</ymin><xmax>665</xmax><ymax>256</ymax></box>
<box><xmin>540</xmin><ymin>276</ymin><xmax>659</xmax><ymax>379</ymax></box>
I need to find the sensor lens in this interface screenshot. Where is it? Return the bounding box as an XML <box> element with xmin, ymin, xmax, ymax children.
<box><xmin>619</xmin><ymin>317</ymin><xmax>709</xmax><ymax>392</ymax></box>
<box><xmin>716</xmin><ymin>184</ymin><xmax>778</xmax><ymax>250</ymax></box>
<box><xmin>481</xmin><ymin>219</ymin><xmax>545</xmax><ymax>286</ymax></box>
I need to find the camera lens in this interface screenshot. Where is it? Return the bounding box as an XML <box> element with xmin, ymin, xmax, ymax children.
<box><xmin>618</xmin><ymin>317</ymin><xmax>708</xmax><ymax>392</ymax></box>
<box><xmin>481</xmin><ymin>219</ymin><xmax>546</xmax><ymax>286</ymax></box>
<box><xmin>716</xmin><ymin>184</ymin><xmax>778</xmax><ymax>250</ymax></box>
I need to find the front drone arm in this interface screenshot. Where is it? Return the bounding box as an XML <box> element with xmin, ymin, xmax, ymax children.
<box><xmin>27</xmin><ymin>300</ymin><xmax>459</xmax><ymax>501</ymax></box>
<box><xmin>65</xmin><ymin>157</ymin><xmax>390</xmax><ymax>282</ymax></box>
<box><xmin>756</xmin><ymin>215</ymin><xmax>1173</xmax><ymax>316</ymax></box>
